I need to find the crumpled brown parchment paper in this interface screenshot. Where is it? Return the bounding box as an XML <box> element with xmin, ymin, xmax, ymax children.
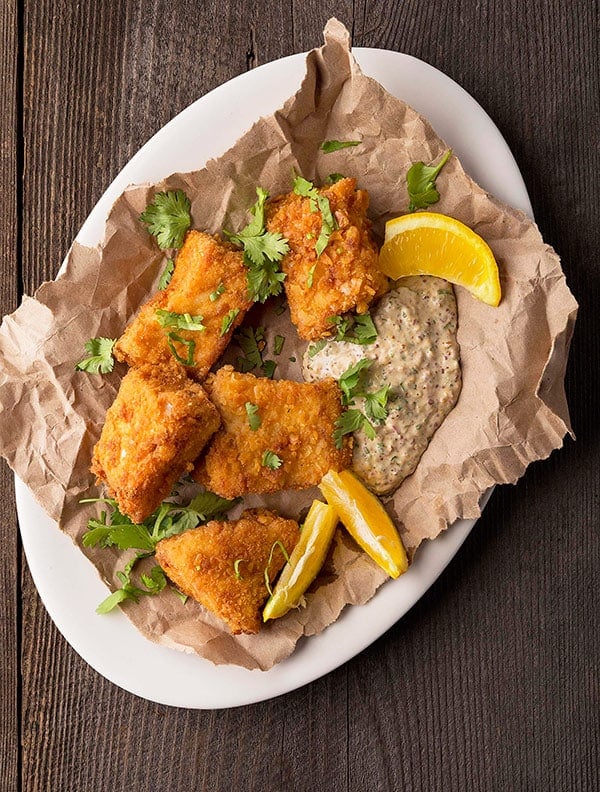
<box><xmin>0</xmin><ymin>19</ymin><xmax>577</xmax><ymax>670</ymax></box>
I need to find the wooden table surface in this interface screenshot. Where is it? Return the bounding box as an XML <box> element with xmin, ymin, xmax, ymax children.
<box><xmin>1</xmin><ymin>2</ymin><xmax>598</xmax><ymax>790</ymax></box>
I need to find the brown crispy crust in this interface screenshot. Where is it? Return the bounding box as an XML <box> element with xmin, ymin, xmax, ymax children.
<box><xmin>266</xmin><ymin>177</ymin><xmax>389</xmax><ymax>340</ymax></box>
<box><xmin>91</xmin><ymin>365</ymin><xmax>220</xmax><ymax>522</ymax></box>
<box><xmin>114</xmin><ymin>230</ymin><xmax>252</xmax><ymax>380</ymax></box>
<box><xmin>155</xmin><ymin>508</ymin><xmax>300</xmax><ymax>634</ymax></box>
<box><xmin>192</xmin><ymin>366</ymin><xmax>352</xmax><ymax>499</ymax></box>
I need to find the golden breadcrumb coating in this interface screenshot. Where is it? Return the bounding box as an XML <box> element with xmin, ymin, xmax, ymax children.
<box><xmin>91</xmin><ymin>365</ymin><xmax>220</xmax><ymax>522</ymax></box>
<box><xmin>155</xmin><ymin>508</ymin><xmax>299</xmax><ymax>634</ymax></box>
<box><xmin>266</xmin><ymin>177</ymin><xmax>388</xmax><ymax>340</ymax></box>
<box><xmin>193</xmin><ymin>365</ymin><xmax>352</xmax><ymax>498</ymax></box>
<box><xmin>114</xmin><ymin>230</ymin><xmax>252</xmax><ymax>380</ymax></box>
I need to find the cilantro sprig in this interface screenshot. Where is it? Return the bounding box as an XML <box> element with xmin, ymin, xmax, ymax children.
<box><xmin>155</xmin><ymin>309</ymin><xmax>205</xmax><ymax>366</ymax></box>
<box><xmin>82</xmin><ymin>492</ymin><xmax>240</xmax><ymax>613</ymax></box>
<box><xmin>293</xmin><ymin>176</ymin><xmax>338</xmax><ymax>257</ymax></box>
<box><xmin>333</xmin><ymin>359</ymin><xmax>392</xmax><ymax>448</ymax></box>
<box><xmin>75</xmin><ymin>337</ymin><xmax>116</xmax><ymax>374</ymax></box>
<box><xmin>140</xmin><ymin>189</ymin><xmax>192</xmax><ymax>250</ymax></box>
<box><xmin>226</xmin><ymin>187</ymin><xmax>289</xmax><ymax>303</ymax></box>
<box><xmin>407</xmin><ymin>149</ymin><xmax>452</xmax><ymax>212</ymax></box>
<box><xmin>328</xmin><ymin>312</ymin><xmax>378</xmax><ymax>345</ymax></box>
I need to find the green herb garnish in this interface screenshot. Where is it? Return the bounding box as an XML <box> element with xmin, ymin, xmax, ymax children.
<box><xmin>166</xmin><ymin>333</ymin><xmax>195</xmax><ymax>366</ymax></box>
<box><xmin>307</xmin><ymin>264</ymin><xmax>316</xmax><ymax>288</ymax></box>
<box><xmin>226</xmin><ymin>187</ymin><xmax>289</xmax><ymax>303</ymax></box>
<box><xmin>293</xmin><ymin>176</ymin><xmax>338</xmax><ymax>257</ymax></box>
<box><xmin>220</xmin><ymin>309</ymin><xmax>240</xmax><ymax>337</ymax></box>
<box><xmin>324</xmin><ymin>173</ymin><xmax>345</xmax><ymax>185</ymax></box>
<box><xmin>338</xmin><ymin>358</ymin><xmax>373</xmax><ymax>405</ymax></box>
<box><xmin>273</xmin><ymin>335</ymin><xmax>285</xmax><ymax>356</ymax></box>
<box><xmin>262</xmin><ymin>450</ymin><xmax>282</xmax><ymax>470</ymax></box>
<box><xmin>83</xmin><ymin>492</ymin><xmax>240</xmax><ymax>613</ymax></box>
<box><xmin>158</xmin><ymin>259</ymin><xmax>175</xmax><ymax>289</ymax></box>
<box><xmin>327</xmin><ymin>312</ymin><xmax>377</xmax><ymax>345</ymax></box>
<box><xmin>406</xmin><ymin>149</ymin><xmax>452</xmax><ymax>212</ymax></box>
<box><xmin>75</xmin><ymin>337</ymin><xmax>116</xmax><ymax>374</ymax></box>
<box><xmin>233</xmin><ymin>559</ymin><xmax>246</xmax><ymax>581</ymax></box>
<box><xmin>263</xmin><ymin>540</ymin><xmax>290</xmax><ymax>596</ymax></box>
<box><xmin>363</xmin><ymin>384</ymin><xmax>392</xmax><ymax>423</ymax></box>
<box><xmin>210</xmin><ymin>282</ymin><xmax>226</xmax><ymax>301</ymax></box>
<box><xmin>139</xmin><ymin>189</ymin><xmax>191</xmax><ymax>250</ymax></box>
<box><xmin>262</xmin><ymin>360</ymin><xmax>276</xmax><ymax>379</ymax></box>
<box><xmin>245</xmin><ymin>402</ymin><xmax>261</xmax><ymax>431</ymax></box>
<box><xmin>308</xmin><ymin>339</ymin><xmax>328</xmax><ymax>358</ymax></box>
<box><xmin>320</xmin><ymin>140</ymin><xmax>361</xmax><ymax>153</ymax></box>
<box><xmin>234</xmin><ymin>326</ymin><xmax>265</xmax><ymax>372</ymax></box>
<box><xmin>333</xmin><ymin>410</ymin><xmax>376</xmax><ymax>449</ymax></box>
<box><xmin>155</xmin><ymin>309</ymin><xmax>205</xmax><ymax>332</ymax></box>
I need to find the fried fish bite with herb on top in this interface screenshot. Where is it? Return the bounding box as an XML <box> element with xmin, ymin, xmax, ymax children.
<box><xmin>192</xmin><ymin>365</ymin><xmax>352</xmax><ymax>499</ymax></box>
<box><xmin>155</xmin><ymin>508</ymin><xmax>300</xmax><ymax>634</ymax></box>
<box><xmin>91</xmin><ymin>364</ymin><xmax>220</xmax><ymax>523</ymax></box>
<box><xmin>114</xmin><ymin>230</ymin><xmax>253</xmax><ymax>380</ymax></box>
<box><xmin>265</xmin><ymin>176</ymin><xmax>389</xmax><ymax>340</ymax></box>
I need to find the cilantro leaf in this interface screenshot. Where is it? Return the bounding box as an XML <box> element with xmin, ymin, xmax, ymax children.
<box><xmin>185</xmin><ymin>491</ymin><xmax>240</xmax><ymax>522</ymax></box>
<box><xmin>158</xmin><ymin>259</ymin><xmax>175</xmax><ymax>289</ymax></box>
<box><xmin>262</xmin><ymin>450</ymin><xmax>282</xmax><ymax>469</ymax></box>
<box><xmin>234</xmin><ymin>326</ymin><xmax>265</xmax><ymax>371</ymax></box>
<box><xmin>75</xmin><ymin>337</ymin><xmax>116</xmax><ymax>374</ymax></box>
<box><xmin>155</xmin><ymin>309</ymin><xmax>205</xmax><ymax>332</ymax></box>
<box><xmin>307</xmin><ymin>264</ymin><xmax>316</xmax><ymax>288</ymax></box>
<box><xmin>139</xmin><ymin>189</ymin><xmax>191</xmax><ymax>250</ymax></box>
<box><xmin>324</xmin><ymin>173</ymin><xmax>345</xmax><ymax>185</ymax></box>
<box><xmin>273</xmin><ymin>335</ymin><xmax>285</xmax><ymax>356</ymax></box>
<box><xmin>227</xmin><ymin>188</ymin><xmax>289</xmax><ymax>303</ymax></box>
<box><xmin>407</xmin><ymin>149</ymin><xmax>452</xmax><ymax>212</ymax></box>
<box><xmin>327</xmin><ymin>312</ymin><xmax>377</xmax><ymax>345</ymax></box>
<box><xmin>246</xmin><ymin>256</ymin><xmax>287</xmax><ymax>303</ymax></box>
<box><xmin>333</xmin><ymin>410</ymin><xmax>376</xmax><ymax>448</ymax></box>
<box><xmin>262</xmin><ymin>359</ymin><xmax>276</xmax><ymax>379</ymax></box>
<box><xmin>245</xmin><ymin>402</ymin><xmax>261</xmax><ymax>431</ymax></box>
<box><xmin>220</xmin><ymin>309</ymin><xmax>240</xmax><ymax>337</ymax></box>
<box><xmin>338</xmin><ymin>358</ymin><xmax>373</xmax><ymax>405</ymax></box>
<box><xmin>363</xmin><ymin>384</ymin><xmax>391</xmax><ymax>424</ymax></box>
<box><xmin>320</xmin><ymin>140</ymin><xmax>361</xmax><ymax>153</ymax></box>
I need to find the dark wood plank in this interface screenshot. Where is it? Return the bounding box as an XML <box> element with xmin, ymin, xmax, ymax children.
<box><xmin>15</xmin><ymin>0</ymin><xmax>599</xmax><ymax>790</ymax></box>
<box><xmin>0</xmin><ymin>1</ymin><xmax>20</xmax><ymax>789</ymax></box>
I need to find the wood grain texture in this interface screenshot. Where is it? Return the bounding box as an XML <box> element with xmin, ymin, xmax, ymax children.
<box><xmin>0</xmin><ymin>1</ymin><xmax>19</xmax><ymax>790</ymax></box>
<box><xmin>6</xmin><ymin>0</ymin><xmax>599</xmax><ymax>790</ymax></box>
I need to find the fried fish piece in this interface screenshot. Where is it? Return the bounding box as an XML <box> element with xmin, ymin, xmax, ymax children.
<box><xmin>193</xmin><ymin>365</ymin><xmax>352</xmax><ymax>498</ymax></box>
<box><xmin>155</xmin><ymin>508</ymin><xmax>300</xmax><ymax>634</ymax></box>
<box><xmin>266</xmin><ymin>177</ymin><xmax>388</xmax><ymax>340</ymax></box>
<box><xmin>91</xmin><ymin>365</ymin><xmax>220</xmax><ymax>522</ymax></box>
<box><xmin>114</xmin><ymin>230</ymin><xmax>252</xmax><ymax>380</ymax></box>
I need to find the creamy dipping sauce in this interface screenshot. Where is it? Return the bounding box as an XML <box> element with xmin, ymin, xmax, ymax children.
<box><xmin>303</xmin><ymin>276</ymin><xmax>461</xmax><ymax>494</ymax></box>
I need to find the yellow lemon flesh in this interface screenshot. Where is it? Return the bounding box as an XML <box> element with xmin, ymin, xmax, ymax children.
<box><xmin>263</xmin><ymin>500</ymin><xmax>338</xmax><ymax>621</ymax></box>
<box><xmin>379</xmin><ymin>211</ymin><xmax>501</xmax><ymax>306</ymax></box>
<box><xmin>319</xmin><ymin>469</ymin><xmax>408</xmax><ymax>579</ymax></box>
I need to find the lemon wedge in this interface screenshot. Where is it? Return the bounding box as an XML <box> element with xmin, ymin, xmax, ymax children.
<box><xmin>378</xmin><ymin>211</ymin><xmax>501</xmax><ymax>306</ymax></box>
<box><xmin>263</xmin><ymin>500</ymin><xmax>338</xmax><ymax>621</ymax></box>
<box><xmin>319</xmin><ymin>469</ymin><xmax>408</xmax><ymax>579</ymax></box>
